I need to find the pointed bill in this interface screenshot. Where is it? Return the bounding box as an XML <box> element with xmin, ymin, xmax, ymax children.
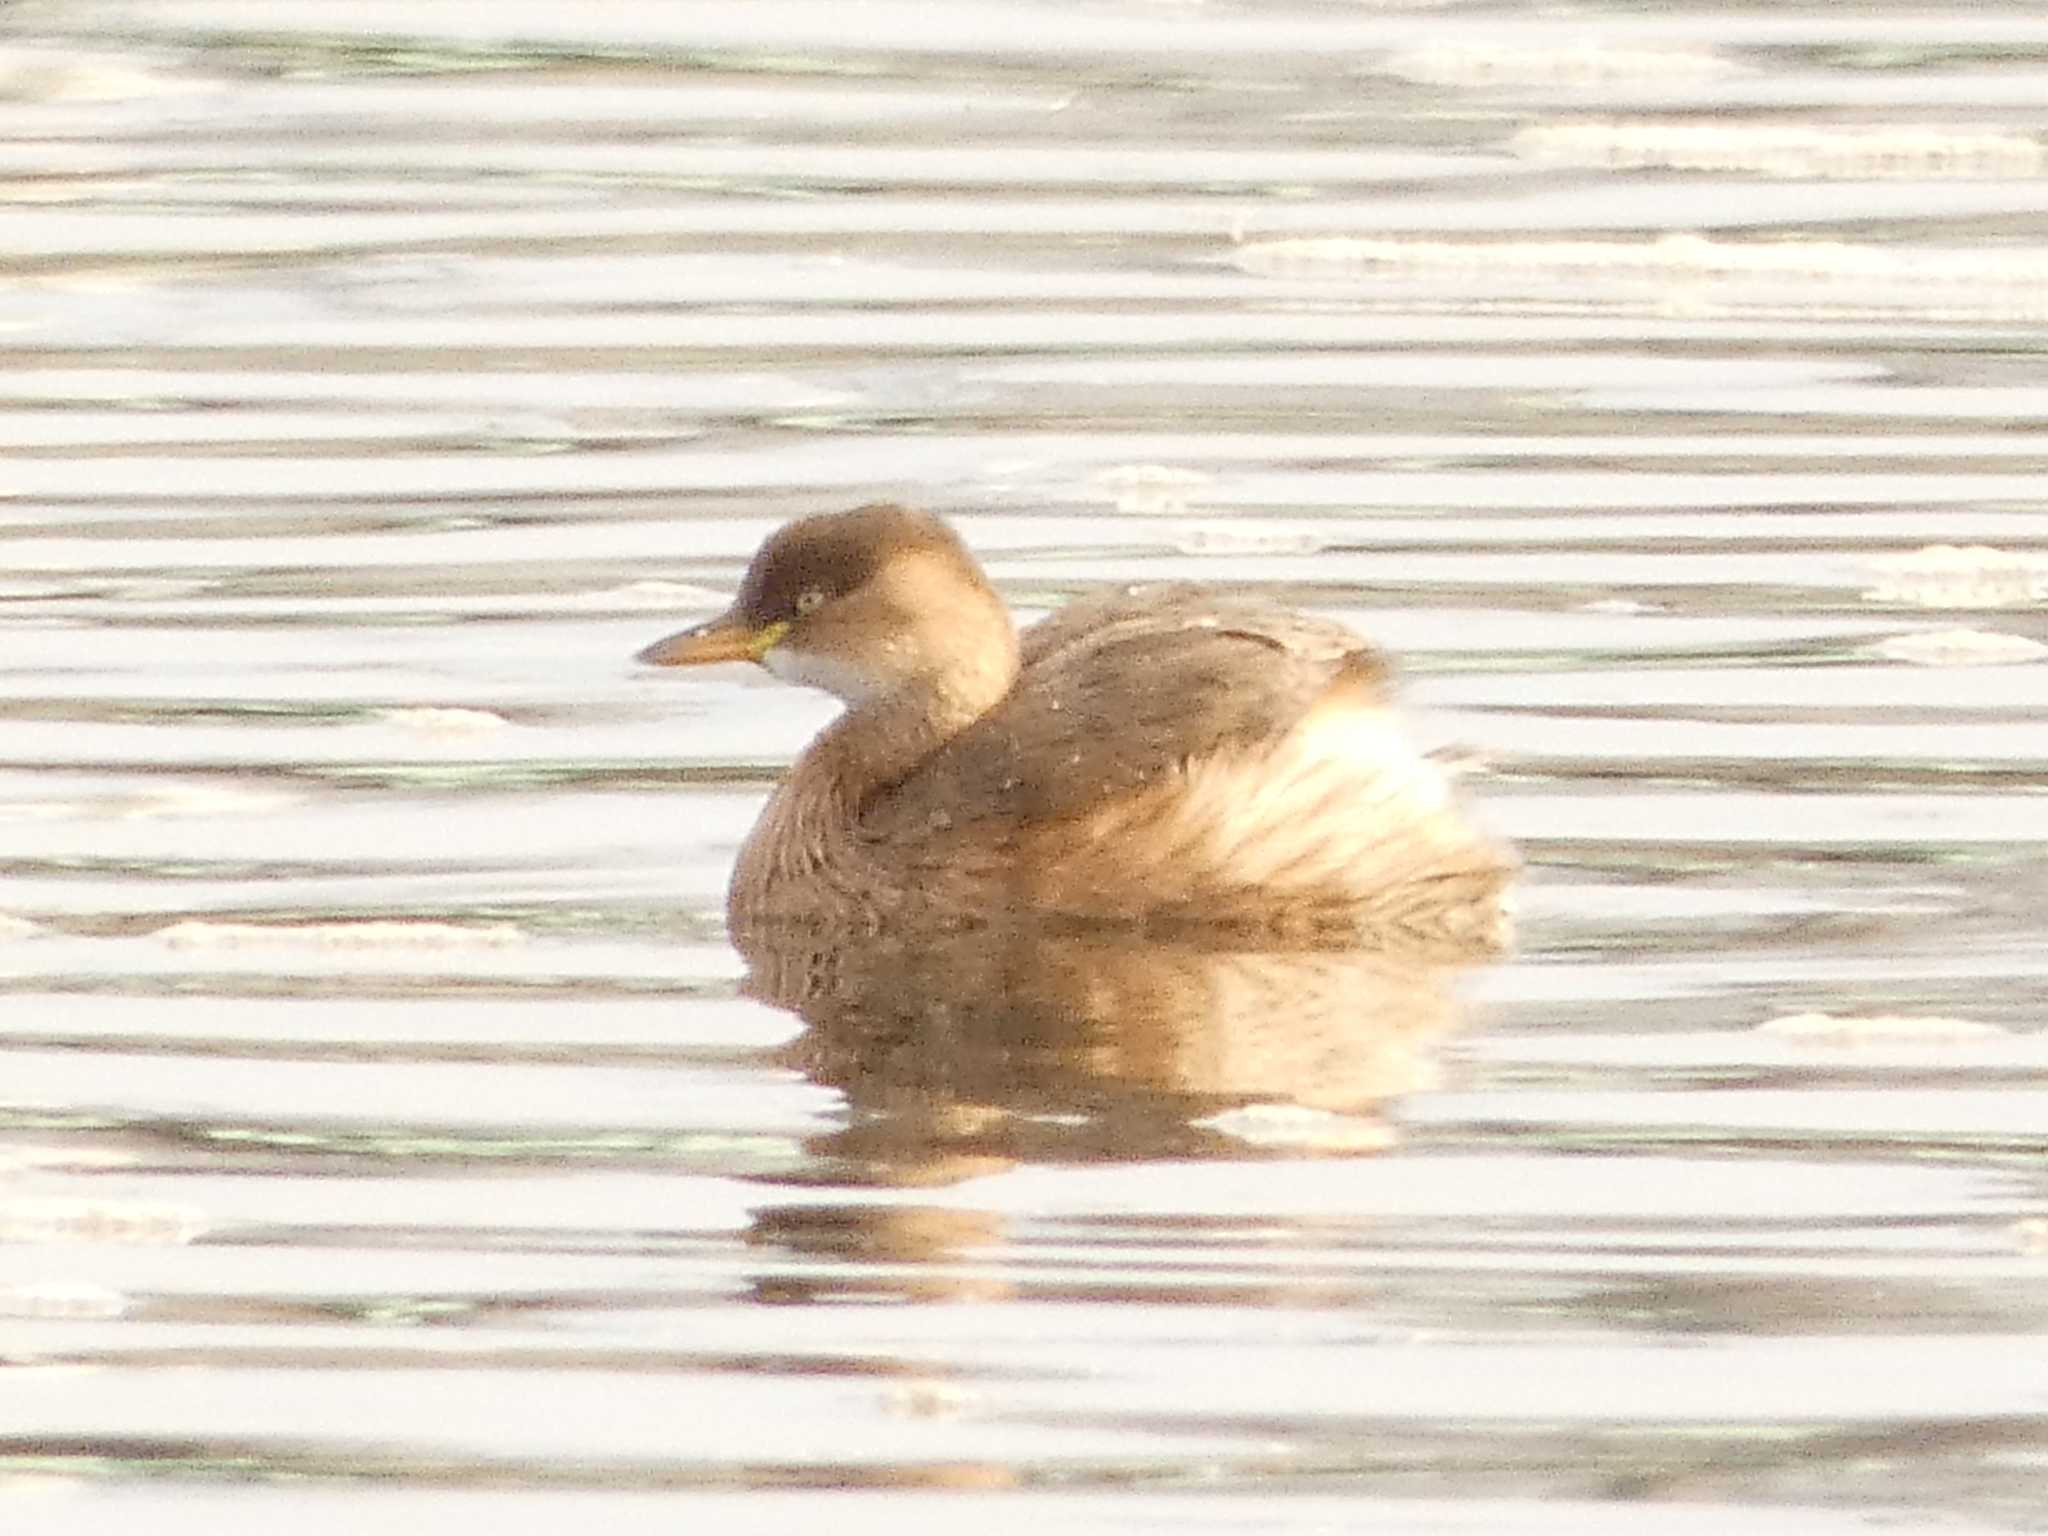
<box><xmin>636</xmin><ymin>613</ymin><xmax>789</xmax><ymax>667</ymax></box>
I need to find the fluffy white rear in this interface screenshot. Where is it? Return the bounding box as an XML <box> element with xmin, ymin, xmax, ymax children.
<box><xmin>1023</xmin><ymin>688</ymin><xmax>1513</xmax><ymax>943</ymax></box>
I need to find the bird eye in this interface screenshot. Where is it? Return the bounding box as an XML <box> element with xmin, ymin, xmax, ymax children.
<box><xmin>795</xmin><ymin>588</ymin><xmax>826</xmax><ymax>615</ymax></box>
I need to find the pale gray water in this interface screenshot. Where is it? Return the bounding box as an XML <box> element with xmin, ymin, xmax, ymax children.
<box><xmin>4</xmin><ymin>2</ymin><xmax>2048</xmax><ymax>1531</ymax></box>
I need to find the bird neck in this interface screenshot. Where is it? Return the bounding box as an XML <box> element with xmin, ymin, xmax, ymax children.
<box><xmin>732</xmin><ymin>622</ymin><xmax>1019</xmax><ymax>930</ymax></box>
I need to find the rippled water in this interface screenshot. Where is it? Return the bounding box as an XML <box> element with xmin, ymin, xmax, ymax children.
<box><xmin>5</xmin><ymin>3</ymin><xmax>2048</xmax><ymax>1530</ymax></box>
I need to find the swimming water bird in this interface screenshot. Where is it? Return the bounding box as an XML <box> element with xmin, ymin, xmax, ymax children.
<box><xmin>638</xmin><ymin>504</ymin><xmax>1512</xmax><ymax>947</ymax></box>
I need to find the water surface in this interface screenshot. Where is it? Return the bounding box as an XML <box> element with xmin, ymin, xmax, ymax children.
<box><xmin>4</xmin><ymin>2</ymin><xmax>2047</xmax><ymax>1530</ymax></box>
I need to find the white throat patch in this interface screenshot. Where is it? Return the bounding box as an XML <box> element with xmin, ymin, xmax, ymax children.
<box><xmin>763</xmin><ymin>644</ymin><xmax>881</xmax><ymax>703</ymax></box>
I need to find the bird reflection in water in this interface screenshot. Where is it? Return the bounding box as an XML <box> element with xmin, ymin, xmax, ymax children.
<box><xmin>738</xmin><ymin>921</ymin><xmax>1499</xmax><ymax>1310</ymax></box>
<box><xmin>749</xmin><ymin>920</ymin><xmax>1492</xmax><ymax>1184</ymax></box>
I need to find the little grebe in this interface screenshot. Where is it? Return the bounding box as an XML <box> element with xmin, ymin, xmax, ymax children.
<box><xmin>638</xmin><ymin>504</ymin><xmax>1513</xmax><ymax>945</ymax></box>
